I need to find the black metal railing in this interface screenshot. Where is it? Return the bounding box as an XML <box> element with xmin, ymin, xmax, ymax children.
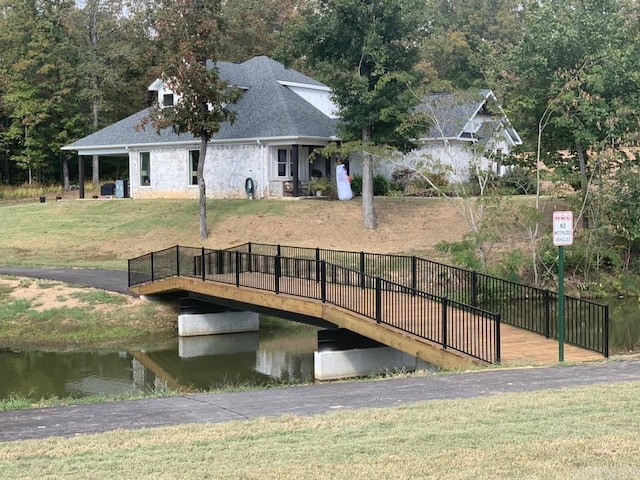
<box><xmin>224</xmin><ymin>242</ymin><xmax>609</xmax><ymax>357</ymax></box>
<box><xmin>129</xmin><ymin>245</ymin><xmax>502</xmax><ymax>364</ymax></box>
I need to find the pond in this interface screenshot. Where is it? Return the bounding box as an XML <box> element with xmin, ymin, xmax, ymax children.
<box><xmin>0</xmin><ymin>317</ymin><xmax>318</xmax><ymax>401</ymax></box>
<box><xmin>1</xmin><ymin>298</ymin><xmax>639</xmax><ymax>403</ymax></box>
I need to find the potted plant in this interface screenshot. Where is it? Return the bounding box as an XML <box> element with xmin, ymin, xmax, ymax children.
<box><xmin>310</xmin><ymin>177</ymin><xmax>330</xmax><ymax>197</ymax></box>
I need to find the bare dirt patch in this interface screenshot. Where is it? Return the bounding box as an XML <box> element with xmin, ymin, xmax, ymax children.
<box><xmin>1</xmin><ymin>277</ymin><xmax>139</xmax><ymax>312</ymax></box>
<box><xmin>210</xmin><ymin>197</ymin><xmax>472</xmax><ymax>255</ymax></box>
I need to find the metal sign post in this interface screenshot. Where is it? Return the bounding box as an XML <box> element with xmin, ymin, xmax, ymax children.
<box><xmin>553</xmin><ymin>211</ymin><xmax>574</xmax><ymax>362</ymax></box>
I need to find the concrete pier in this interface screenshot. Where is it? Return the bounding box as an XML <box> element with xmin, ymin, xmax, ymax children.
<box><xmin>314</xmin><ymin>347</ymin><xmax>417</xmax><ymax>380</ymax></box>
<box><xmin>178</xmin><ymin>310</ymin><xmax>259</xmax><ymax>337</ymax></box>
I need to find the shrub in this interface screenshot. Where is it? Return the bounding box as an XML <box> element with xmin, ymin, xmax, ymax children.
<box><xmin>373</xmin><ymin>175</ymin><xmax>389</xmax><ymax>196</ymax></box>
<box><xmin>350</xmin><ymin>175</ymin><xmax>362</xmax><ymax>196</ymax></box>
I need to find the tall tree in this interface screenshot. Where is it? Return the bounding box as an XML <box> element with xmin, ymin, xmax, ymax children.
<box><xmin>68</xmin><ymin>0</ymin><xmax>157</xmax><ymax>189</ymax></box>
<box><xmin>283</xmin><ymin>0</ymin><xmax>426</xmax><ymax>229</ymax></box>
<box><xmin>0</xmin><ymin>0</ymin><xmax>84</xmax><ymax>183</ymax></box>
<box><xmin>220</xmin><ymin>0</ymin><xmax>309</xmax><ymax>62</ymax></box>
<box><xmin>148</xmin><ymin>0</ymin><xmax>241</xmax><ymax>240</ymax></box>
<box><xmin>421</xmin><ymin>0</ymin><xmax>524</xmax><ymax>91</ymax></box>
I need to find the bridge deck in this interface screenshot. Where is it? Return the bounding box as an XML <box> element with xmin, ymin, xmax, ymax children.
<box><xmin>132</xmin><ymin>273</ymin><xmax>602</xmax><ymax>368</ymax></box>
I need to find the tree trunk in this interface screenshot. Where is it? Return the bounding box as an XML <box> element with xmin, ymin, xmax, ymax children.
<box><xmin>361</xmin><ymin>127</ymin><xmax>377</xmax><ymax>229</ymax></box>
<box><xmin>92</xmin><ymin>155</ymin><xmax>100</xmax><ymax>186</ymax></box>
<box><xmin>63</xmin><ymin>157</ymin><xmax>70</xmax><ymax>191</ymax></box>
<box><xmin>90</xmin><ymin>1</ymin><xmax>100</xmax><ymax>186</ymax></box>
<box><xmin>577</xmin><ymin>142</ymin><xmax>589</xmax><ymax>229</ymax></box>
<box><xmin>198</xmin><ymin>134</ymin><xmax>208</xmax><ymax>240</ymax></box>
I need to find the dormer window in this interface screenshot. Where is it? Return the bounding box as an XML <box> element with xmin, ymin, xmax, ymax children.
<box><xmin>163</xmin><ymin>93</ymin><xmax>174</xmax><ymax>107</ymax></box>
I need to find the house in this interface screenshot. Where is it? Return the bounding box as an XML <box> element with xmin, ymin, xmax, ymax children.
<box><xmin>62</xmin><ymin>56</ymin><xmax>340</xmax><ymax>199</ymax></box>
<box><xmin>352</xmin><ymin>89</ymin><xmax>522</xmax><ymax>184</ymax></box>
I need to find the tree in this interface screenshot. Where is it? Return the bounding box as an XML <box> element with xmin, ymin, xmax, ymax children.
<box><xmin>282</xmin><ymin>0</ymin><xmax>427</xmax><ymax>229</ymax></box>
<box><xmin>220</xmin><ymin>0</ymin><xmax>309</xmax><ymax>62</ymax></box>
<box><xmin>0</xmin><ymin>0</ymin><xmax>84</xmax><ymax>184</ymax></box>
<box><xmin>148</xmin><ymin>0</ymin><xmax>241</xmax><ymax>240</ymax></box>
<box><xmin>421</xmin><ymin>0</ymin><xmax>524</xmax><ymax>91</ymax></box>
<box><xmin>72</xmin><ymin>0</ymin><xmax>156</xmax><ymax>188</ymax></box>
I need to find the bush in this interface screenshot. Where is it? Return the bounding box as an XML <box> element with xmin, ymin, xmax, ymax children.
<box><xmin>499</xmin><ymin>167</ymin><xmax>535</xmax><ymax>195</ymax></box>
<box><xmin>348</xmin><ymin>174</ymin><xmax>389</xmax><ymax>196</ymax></box>
<box><xmin>373</xmin><ymin>175</ymin><xmax>389</xmax><ymax>196</ymax></box>
<box><xmin>350</xmin><ymin>175</ymin><xmax>362</xmax><ymax>196</ymax></box>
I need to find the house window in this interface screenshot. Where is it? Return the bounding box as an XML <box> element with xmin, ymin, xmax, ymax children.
<box><xmin>140</xmin><ymin>152</ymin><xmax>151</xmax><ymax>186</ymax></box>
<box><xmin>189</xmin><ymin>149</ymin><xmax>199</xmax><ymax>186</ymax></box>
<box><xmin>163</xmin><ymin>93</ymin><xmax>174</xmax><ymax>107</ymax></box>
<box><xmin>277</xmin><ymin>149</ymin><xmax>291</xmax><ymax>178</ymax></box>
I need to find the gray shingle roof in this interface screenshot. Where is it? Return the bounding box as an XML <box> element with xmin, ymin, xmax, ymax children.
<box><xmin>419</xmin><ymin>89</ymin><xmax>493</xmax><ymax>139</ymax></box>
<box><xmin>63</xmin><ymin>56</ymin><xmax>338</xmax><ymax>152</ymax></box>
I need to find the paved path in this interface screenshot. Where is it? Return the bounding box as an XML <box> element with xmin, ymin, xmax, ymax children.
<box><xmin>1</xmin><ymin>359</ymin><xmax>639</xmax><ymax>442</ymax></box>
<box><xmin>0</xmin><ymin>267</ymin><xmax>130</xmax><ymax>294</ymax></box>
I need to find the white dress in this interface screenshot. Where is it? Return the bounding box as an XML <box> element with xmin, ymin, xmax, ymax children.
<box><xmin>336</xmin><ymin>164</ymin><xmax>353</xmax><ymax>201</ymax></box>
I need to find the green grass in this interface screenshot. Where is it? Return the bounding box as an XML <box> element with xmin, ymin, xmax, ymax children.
<box><xmin>0</xmin><ymin>388</ymin><xmax>181</xmax><ymax>412</ymax></box>
<box><xmin>0</xmin><ymin>198</ymin><xmax>293</xmax><ymax>268</ymax></box>
<box><xmin>0</xmin><ymin>381</ymin><xmax>639</xmax><ymax>479</ymax></box>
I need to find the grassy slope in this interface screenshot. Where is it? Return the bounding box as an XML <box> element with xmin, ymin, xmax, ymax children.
<box><xmin>0</xmin><ymin>381</ymin><xmax>639</xmax><ymax>479</ymax></box>
<box><xmin>0</xmin><ymin>197</ymin><xmax>479</xmax><ymax>269</ymax></box>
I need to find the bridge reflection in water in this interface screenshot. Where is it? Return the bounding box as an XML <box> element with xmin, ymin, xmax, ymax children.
<box><xmin>130</xmin><ymin>325</ymin><xmax>317</xmax><ymax>393</ymax></box>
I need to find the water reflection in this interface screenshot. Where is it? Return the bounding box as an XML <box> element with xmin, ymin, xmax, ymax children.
<box><xmin>0</xmin><ymin>322</ymin><xmax>318</xmax><ymax>401</ymax></box>
<box><xmin>607</xmin><ymin>297</ymin><xmax>640</xmax><ymax>353</ymax></box>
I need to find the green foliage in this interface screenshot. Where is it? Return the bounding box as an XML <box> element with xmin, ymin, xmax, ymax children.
<box><xmin>70</xmin><ymin>290</ymin><xmax>127</xmax><ymax>306</ymax></box>
<box><xmin>372</xmin><ymin>175</ymin><xmax>390</xmax><ymax>196</ymax></box>
<box><xmin>435</xmin><ymin>239</ymin><xmax>482</xmax><ymax>271</ymax></box>
<box><xmin>350</xmin><ymin>175</ymin><xmax>362</xmax><ymax>196</ymax></box>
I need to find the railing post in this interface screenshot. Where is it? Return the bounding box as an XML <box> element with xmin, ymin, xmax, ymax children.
<box><xmin>150</xmin><ymin>252</ymin><xmax>155</xmax><ymax>282</ymax></box>
<box><xmin>495</xmin><ymin>313</ymin><xmax>501</xmax><ymax>363</ymax></box>
<box><xmin>375</xmin><ymin>277</ymin><xmax>382</xmax><ymax>323</ymax></box>
<box><xmin>604</xmin><ymin>305</ymin><xmax>610</xmax><ymax>358</ymax></box>
<box><xmin>275</xmin><ymin>254</ymin><xmax>281</xmax><ymax>294</ymax></box>
<box><xmin>544</xmin><ymin>290</ymin><xmax>551</xmax><ymax>338</ymax></box>
<box><xmin>235</xmin><ymin>251</ymin><xmax>240</xmax><ymax>287</ymax></box>
<box><xmin>248</xmin><ymin>242</ymin><xmax>253</xmax><ymax>273</ymax></box>
<box><xmin>315</xmin><ymin>248</ymin><xmax>321</xmax><ymax>283</ymax></box>
<box><xmin>411</xmin><ymin>256</ymin><xmax>417</xmax><ymax>295</ymax></box>
<box><xmin>201</xmin><ymin>247</ymin><xmax>206</xmax><ymax>281</ymax></box>
<box><xmin>127</xmin><ymin>259</ymin><xmax>131</xmax><ymax>287</ymax></box>
<box><xmin>360</xmin><ymin>251</ymin><xmax>366</xmax><ymax>289</ymax></box>
<box><xmin>277</xmin><ymin>244</ymin><xmax>281</xmax><ymax>257</ymax></box>
<box><xmin>320</xmin><ymin>260</ymin><xmax>326</xmax><ymax>302</ymax></box>
<box><xmin>176</xmin><ymin>245</ymin><xmax>180</xmax><ymax>277</ymax></box>
<box><xmin>441</xmin><ymin>297</ymin><xmax>448</xmax><ymax>349</ymax></box>
<box><xmin>471</xmin><ymin>271</ymin><xmax>478</xmax><ymax>307</ymax></box>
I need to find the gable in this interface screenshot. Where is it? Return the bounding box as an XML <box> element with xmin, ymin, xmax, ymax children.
<box><xmin>419</xmin><ymin>89</ymin><xmax>522</xmax><ymax>147</ymax></box>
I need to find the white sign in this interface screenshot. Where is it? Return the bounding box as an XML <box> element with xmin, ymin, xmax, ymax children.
<box><xmin>553</xmin><ymin>211</ymin><xmax>574</xmax><ymax>246</ymax></box>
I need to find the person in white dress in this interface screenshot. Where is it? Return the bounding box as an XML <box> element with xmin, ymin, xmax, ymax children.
<box><xmin>336</xmin><ymin>160</ymin><xmax>353</xmax><ymax>201</ymax></box>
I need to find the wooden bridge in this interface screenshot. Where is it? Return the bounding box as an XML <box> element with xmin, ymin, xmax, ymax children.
<box><xmin>129</xmin><ymin>244</ymin><xmax>608</xmax><ymax>370</ymax></box>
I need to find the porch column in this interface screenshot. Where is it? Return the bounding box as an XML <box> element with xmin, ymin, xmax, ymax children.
<box><xmin>78</xmin><ymin>155</ymin><xmax>85</xmax><ymax>199</ymax></box>
<box><xmin>292</xmin><ymin>145</ymin><xmax>299</xmax><ymax>197</ymax></box>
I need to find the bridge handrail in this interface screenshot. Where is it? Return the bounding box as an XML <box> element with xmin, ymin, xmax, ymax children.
<box><xmin>226</xmin><ymin>242</ymin><xmax>608</xmax><ymax>357</ymax></box>
<box><xmin>128</xmin><ymin>245</ymin><xmax>501</xmax><ymax>364</ymax></box>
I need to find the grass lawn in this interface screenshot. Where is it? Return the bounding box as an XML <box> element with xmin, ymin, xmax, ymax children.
<box><xmin>0</xmin><ymin>381</ymin><xmax>639</xmax><ymax>479</ymax></box>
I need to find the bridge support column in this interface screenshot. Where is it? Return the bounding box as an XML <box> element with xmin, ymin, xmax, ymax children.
<box><xmin>313</xmin><ymin>329</ymin><xmax>417</xmax><ymax>381</ymax></box>
<box><xmin>178</xmin><ymin>311</ymin><xmax>259</xmax><ymax>337</ymax></box>
<box><xmin>314</xmin><ymin>347</ymin><xmax>417</xmax><ymax>381</ymax></box>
